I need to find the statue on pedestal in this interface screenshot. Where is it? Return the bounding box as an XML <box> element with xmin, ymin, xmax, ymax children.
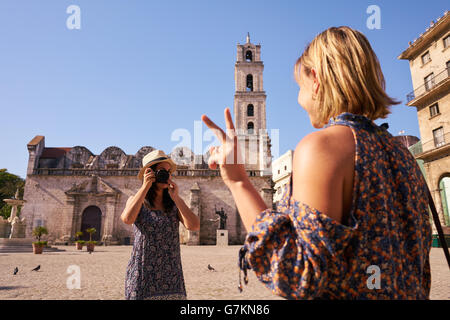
<box><xmin>215</xmin><ymin>206</ymin><xmax>227</xmax><ymax>230</ymax></box>
<box><xmin>3</xmin><ymin>189</ymin><xmax>27</xmax><ymax>239</ymax></box>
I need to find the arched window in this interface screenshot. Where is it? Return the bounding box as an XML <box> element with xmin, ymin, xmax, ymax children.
<box><xmin>246</xmin><ymin>74</ymin><xmax>253</xmax><ymax>92</ymax></box>
<box><xmin>245</xmin><ymin>50</ymin><xmax>253</xmax><ymax>62</ymax></box>
<box><xmin>247</xmin><ymin>122</ymin><xmax>254</xmax><ymax>134</ymax></box>
<box><xmin>247</xmin><ymin>104</ymin><xmax>254</xmax><ymax>117</ymax></box>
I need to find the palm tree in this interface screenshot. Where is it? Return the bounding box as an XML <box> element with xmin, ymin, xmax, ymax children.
<box><xmin>32</xmin><ymin>226</ymin><xmax>48</xmax><ymax>243</ymax></box>
<box><xmin>85</xmin><ymin>228</ymin><xmax>96</xmax><ymax>242</ymax></box>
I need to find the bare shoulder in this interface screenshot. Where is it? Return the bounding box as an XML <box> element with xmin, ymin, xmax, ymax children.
<box><xmin>292</xmin><ymin>125</ymin><xmax>355</xmax><ymax>222</ymax></box>
<box><xmin>294</xmin><ymin>125</ymin><xmax>354</xmax><ymax>166</ymax></box>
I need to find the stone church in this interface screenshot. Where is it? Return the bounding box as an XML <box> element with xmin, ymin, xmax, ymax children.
<box><xmin>20</xmin><ymin>34</ymin><xmax>273</xmax><ymax>245</ymax></box>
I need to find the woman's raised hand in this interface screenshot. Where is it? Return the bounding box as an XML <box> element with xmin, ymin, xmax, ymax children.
<box><xmin>201</xmin><ymin>108</ymin><xmax>248</xmax><ymax>187</ymax></box>
<box><xmin>143</xmin><ymin>167</ymin><xmax>156</xmax><ymax>189</ymax></box>
<box><xmin>167</xmin><ymin>178</ymin><xmax>179</xmax><ymax>200</ymax></box>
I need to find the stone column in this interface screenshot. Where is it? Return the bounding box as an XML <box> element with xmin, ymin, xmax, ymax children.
<box><xmin>187</xmin><ymin>182</ymin><xmax>201</xmax><ymax>245</ymax></box>
<box><xmin>261</xmin><ymin>186</ymin><xmax>274</xmax><ymax>209</ymax></box>
<box><xmin>102</xmin><ymin>195</ymin><xmax>117</xmax><ymax>245</ymax></box>
<box><xmin>61</xmin><ymin>196</ymin><xmax>76</xmax><ymax>243</ymax></box>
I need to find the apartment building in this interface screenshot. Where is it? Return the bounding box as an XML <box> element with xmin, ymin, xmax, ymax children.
<box><xmin>398</xmin><ymin>10</ymin><xmax>450</xmax><ymax>229</ymax></box>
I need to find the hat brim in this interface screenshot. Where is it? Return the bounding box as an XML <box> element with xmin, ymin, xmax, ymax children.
<box><xmin>137</xmin><ymin>158</ymin><xmax>177</xmax><ymax>180</ymax></box>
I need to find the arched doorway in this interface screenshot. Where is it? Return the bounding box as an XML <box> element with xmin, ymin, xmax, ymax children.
<box><xmin>80</xmin><ymin>206</ymin><xmax>102</xmax><ymax>241</ymax></box>
<box><xmin>439</xmin><ymin>176</ymin><xmax>450</xmax><ymax>226</ymax></box>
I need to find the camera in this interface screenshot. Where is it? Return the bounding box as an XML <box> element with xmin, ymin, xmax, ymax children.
<box><xmin>155</xmin><ymin>169</ymin><xmax>170</xmax><ymax>184</ymax></box>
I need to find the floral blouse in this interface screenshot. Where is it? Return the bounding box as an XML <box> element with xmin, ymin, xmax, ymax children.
<box><xmin>239</xmin><ymin>112</ymin><xmax>432</xmax><ymax>299</ymax></box>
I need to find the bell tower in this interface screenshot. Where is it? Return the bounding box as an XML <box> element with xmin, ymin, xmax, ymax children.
<box><xmin>234</xmin><ymin>33</ymin><xmax>271</xmax><ymax>174</ymax></box>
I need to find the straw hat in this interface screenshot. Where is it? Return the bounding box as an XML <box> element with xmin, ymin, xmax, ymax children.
<box><xmin>137</xmin><ymin>150</ymin><xmax>177</xmax><ymax>180</ymax></box>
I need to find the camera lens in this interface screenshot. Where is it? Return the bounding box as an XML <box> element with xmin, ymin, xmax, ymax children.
<box><xmin>155</xmin><ymin>170</ymin><xmax>170</xmax><ymax>183</ymax></box>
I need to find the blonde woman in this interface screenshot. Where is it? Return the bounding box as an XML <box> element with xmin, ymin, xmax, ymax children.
<box><xmin>202</xmin><ymin>26</ymin><xmax>431</xmax><ymax>299</ymax></box>
<box><xmin>121</xmin><ymin>150</ymin><xmax>200</xmax><ymax>300</ymax></box>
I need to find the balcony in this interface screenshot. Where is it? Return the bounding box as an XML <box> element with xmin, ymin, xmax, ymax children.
<box><xmin>406</xmin><ymin>66</ymin><xmax>450</xmax><ymax>106</ymax></box>
<box><xmin>412</xmin><ymin>132</ymin><xmax>450</xmax><ymax>161</ymax></box>
<box><xmin>408</xmin><ymin>141</ymin><xmax>423</xmax><ymax>156</ymax></box>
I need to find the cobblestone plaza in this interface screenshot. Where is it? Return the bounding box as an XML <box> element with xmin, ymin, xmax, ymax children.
<box><xmin>0</xmin><ymin>245</ymin><xmax>448</xmax><ymax>300</ymax></box>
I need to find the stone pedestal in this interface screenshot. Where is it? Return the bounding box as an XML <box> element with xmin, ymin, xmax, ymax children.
<box><xmin>0</xmin><ymin>217</ymin><xmax>11</xmax><ymax>238</ymax></box>
<box><xmin>216</xmin><ymin>229</ymin><xmax>228</xmax><ymax>246</ymax></box>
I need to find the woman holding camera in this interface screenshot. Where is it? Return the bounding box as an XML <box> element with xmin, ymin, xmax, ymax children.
<box><xmin>121</xmin><ymin>150</ymin><xmax>200</xmax><ymax>300</ymax></box>
<box><xmin>202</xmin><ymin>26</ymin><xmax>432</xmax><ymax>299</ymax></box>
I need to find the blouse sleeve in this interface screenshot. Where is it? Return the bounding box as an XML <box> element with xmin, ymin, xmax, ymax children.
<box><xmin>240</xmin><ymin>200</ymin><xmax>355</xmax><ymax>300</ymax></box>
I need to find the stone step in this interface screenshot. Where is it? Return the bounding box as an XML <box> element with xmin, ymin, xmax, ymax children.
<box><xmin>0</xmin><ymin>247</ymin><xmax>66</xmax><ymax>253</ymax></box>
<box><xmin>0</xmin><ymin>238</ymin><xmax>66</xmax><ymax>253</ymax></box>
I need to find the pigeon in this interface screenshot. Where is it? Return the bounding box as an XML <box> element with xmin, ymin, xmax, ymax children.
<box><xmin>31</xmin><ymin>265</ymin><xmax>40</xmax><ymax>271</ymax></box>
<box><xmin>207</xmin><ymin>264</ymin><xmax>215</xmax><ymax>271</ymax></box>
<box><xmin>13</xmin><ymin>267</ymin><xmax>18</xmax><ymax>275</ymax></box>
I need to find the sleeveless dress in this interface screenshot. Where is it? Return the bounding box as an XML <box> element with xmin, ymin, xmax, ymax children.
<box><xmin>125</xmin><ymin>203</ymin><xmax>186</xmax><ymax>300</ymax></box>
<box><xmin>239</xmin><ymin>112</ymin><xmax>432</xmax><ymax>299</ymax></box>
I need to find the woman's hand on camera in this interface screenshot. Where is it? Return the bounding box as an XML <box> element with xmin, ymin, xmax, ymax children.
<box><xmin>143</xmin><ymin>167</ymin><xmax>155</xmax><ymax>189</ymax></box>
<box><xmin>167</xmin><ymin>178</ymin><xmax>179</xmax><ymax>200</ymax></box>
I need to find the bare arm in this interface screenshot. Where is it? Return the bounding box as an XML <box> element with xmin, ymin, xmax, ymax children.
<box><xmin>228</xmin><ymin>179</ymin><xmax>268</xmax><ymax>231</ymax></box>
<box><xmin>121</xmin><ymin>168</ymin><xmax>154</xmax><ymax>225</ymax></box>
<box><xmin>173</xmin><ymin>196</ymin><xmax>200</xmax><ymax>231</ymax></box>
<box><xmin>167</xmin><ymin>178</ymin><xmax>200</xmax><ymax>231</ymax></box>
<box><xmin>202</xmin><ymin>108</ymin><xmax>268</xmax><ymax>231</ymax></box>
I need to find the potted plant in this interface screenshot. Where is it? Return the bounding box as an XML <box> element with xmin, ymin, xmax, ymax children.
<box><xmin>32</xmin><ymin>226</ymin><xmax>48</xmax><ymax>254</ymax></box>
<box><xmin>75</xmin><ymin>231</ymin><xmax>84</xmax><ymax>250</ymax></box>
<box><xmin>85</xmin><ymin>228</ymin><xmax>97</xmax><ymax>253</ymax></box>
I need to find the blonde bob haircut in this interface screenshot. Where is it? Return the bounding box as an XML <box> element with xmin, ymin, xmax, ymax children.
<box><xmin>294</xmin><ymin>26</ymin><xmax>399</xmax><ymax>125</ymax></box>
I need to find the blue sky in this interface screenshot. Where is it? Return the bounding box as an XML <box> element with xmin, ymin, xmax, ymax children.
<box><xmin>0</xmin><ymin>1</ymin><xmax>448</xmax><ymax>179</ymax></box>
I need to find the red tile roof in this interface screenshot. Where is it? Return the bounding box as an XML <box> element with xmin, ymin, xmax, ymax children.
<box><xmin>40</xmin><ymin>147</ymin><xmax>72</xmax><ymax>159</ymax></box>
<box><xmin>27</xmin><ymin>135</ymin><xmax>44</xmax><ymax>146</ymax></box>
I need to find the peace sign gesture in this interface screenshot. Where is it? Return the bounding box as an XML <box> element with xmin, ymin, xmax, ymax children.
<box><xmin>201</xmin><ymin>108</ymin><xmax>248</xmax><ymax>187</ymax></box>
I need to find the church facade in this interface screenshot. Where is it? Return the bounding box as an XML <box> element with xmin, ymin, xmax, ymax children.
<box><xmin>20</xmin><ymin>35</ymin><xmax>273</xmax><ymax>245</ymax></box>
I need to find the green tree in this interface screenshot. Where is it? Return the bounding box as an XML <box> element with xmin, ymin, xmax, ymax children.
<box><xmin>32</xmin><ymin>226</ymin><xmax>48</xmax><ymax>243</ymax></box>
<box><xmin>0</xmin><ymin>169</ymin><xmax>25</xmax><ymax>219</ymax></box>
<box><xmin>85</xmin><ymin>228</ymin><xmax>97</xmax><ymax>243</ymax></box>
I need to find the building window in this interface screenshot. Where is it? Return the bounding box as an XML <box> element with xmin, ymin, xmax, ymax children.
<box><xmin>433</xmin><ymin>127</ymin><xmax>445</xmax><ymax>148</ymax></box>
<box><xmin>429</xmin><ymin>103</ymin><xmax>440</xmax><ymax>117</ymax></box>
<box><xmin>247</xmin><ymin>104</ymin><xmax>254</xmax><ymax>117</ymax></box>
<box><xmin>247</xmin><ymin>122</ymin><xmax>254</xmax><ymax>134</ymax></box>
<box><xmin>246</xmin><ymin>74</ymin><xmax>253</xmax><ymax>92</ymax></box>
<box><xmin>278</xmin><ymin>170</ymin><xmax>280</xmax><ymax>174</ymax></box>
<box><xmin>447</xmin><ymin>60</ymin><xmax>450</xmax><ymax>77</ymax></box>
<box><xmin>424</xmin><ymin>73</ymin><xmax>435</xmax><ymax>91</ymax></box>
<box><xmin>245</xmin><ymin>50</ymin><xmax>253</xmax><ymax>62</ymax></box>
<box><xmin>284</xmin><ymin>166</ymin><xmax>287</xmax><ymax>171</ymax></box>
<box><xmin>421</xmin><ymin>51</ymin><xmax>431</xmax><ymax>65</ymax></box>
<box><xmin>444</xmin><ymin>35</ymin><xmax>450</xmax><ymax>49</ymax></box>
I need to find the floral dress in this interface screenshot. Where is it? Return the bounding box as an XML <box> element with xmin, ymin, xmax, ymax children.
<box><xmin>125</xmin><ymin>203</ymin><xmax>186</xmax><ymax>300</ymax></box>
<box><xmin>239</xmin><ymin>112</ymin><xmax>432</xmax><ymax>299</ymax></box>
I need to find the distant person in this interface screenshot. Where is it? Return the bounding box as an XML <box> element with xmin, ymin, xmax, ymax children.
<box><xmin>202</xmin><ymin>26</ymin><xmax>431</xmax><ymax>299</ymax></box>
<box><xmin>121</xmin><ymin>150</ymin><xmax>200</xmax><ymax>300</ymax></box>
